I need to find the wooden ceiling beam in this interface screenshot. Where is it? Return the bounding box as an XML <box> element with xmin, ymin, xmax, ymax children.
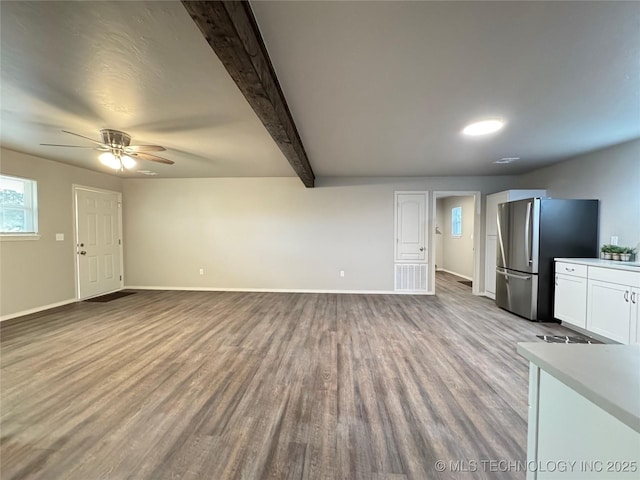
<box><xmin>181</xmin><ymin>1</ymin><xmax>315</xmax><ymax>187</ymax></box>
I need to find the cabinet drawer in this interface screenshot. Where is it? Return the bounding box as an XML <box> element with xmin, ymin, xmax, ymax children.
<box><xmin>555</xmin><ymin>262</ymin><xmax>587</xmax><ymax>278</ymax></box>
<box><xmin>588</xmin><ymin>266</ymin><xmax>640</xmax><ymax>287</ymax></box>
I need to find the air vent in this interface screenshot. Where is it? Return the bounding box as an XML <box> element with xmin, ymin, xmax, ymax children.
<box><xmin>394</xmin><ymin>264</ymin><xmax>428</xmax><ymax>292</ymax></box>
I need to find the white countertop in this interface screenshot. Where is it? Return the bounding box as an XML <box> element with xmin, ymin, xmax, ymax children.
<box><xmin>555</xmin><ymin>257</ymin><xmax>640</xmax><ymax>272</ymax></box>
<box><xmin>517</xmin><ymin>343</ymin><xmax>640</xmax><ymax>433</ymax></box>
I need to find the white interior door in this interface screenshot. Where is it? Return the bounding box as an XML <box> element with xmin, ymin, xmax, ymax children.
<box><xmin>74</xmin><ymin>187</ymin><xmax>122</xmax><ymax>299</ymax></box>
<box><xmin>395</xmin><ymin>192</ymin><xmax>427</xmax><ymax>261</ymax></box>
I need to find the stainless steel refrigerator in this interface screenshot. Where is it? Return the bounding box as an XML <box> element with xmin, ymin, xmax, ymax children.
<box><xmin>495</xmin><ymin>198</ymin><xmax>599</xmax><ymax>321</ymax></box>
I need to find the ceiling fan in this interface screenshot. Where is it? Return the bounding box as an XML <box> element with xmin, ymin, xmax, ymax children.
<box><xmin>41</xmin><ymin>129</ymin><xmax>175</xmax><ymax>171</ymax></box>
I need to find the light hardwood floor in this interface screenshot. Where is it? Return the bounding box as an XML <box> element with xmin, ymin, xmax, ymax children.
<box><xmin>1</xmin><ymin>272</ymin><xmax>572</xmax><ymax>479</ymax></box>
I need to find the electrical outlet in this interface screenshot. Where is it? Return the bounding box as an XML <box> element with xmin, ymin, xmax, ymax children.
<box><xmin>611</xmin><ymin>236</ymin><xmax>619</xmax><ymax>246</ymax></box>
<box><xmin>199</xmin><ymin>268</ymin><xmax>204</xmax><ymax>275</ymax></box>
<box><xmin>339</xmin><ymin>270</ymin><xmax>345</xmax><ymax>277</ymax></box>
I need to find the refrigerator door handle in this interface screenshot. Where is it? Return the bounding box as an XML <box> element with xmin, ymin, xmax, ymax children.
<box><xmin>525</xmin><ymin>201</ymin><xmax>533</xmax><ymax>265</ymax></box>
<box><xmin>496</xmin><ymin>268</ymin><xmax>532</xmax><ymax>281</ymax></box>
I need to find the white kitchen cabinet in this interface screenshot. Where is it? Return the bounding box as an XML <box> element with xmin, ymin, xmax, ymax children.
<box><xmin>585</xmin><ymin>266</ymin><xmax>640</xmax><ymax>344</ymax></box>
<box><xmin>586</xmin><ymin>279</ymin><xmax>631</xmax><ymax>343</ymax></box>
<box><xmin>554</xmin><ymin>273</ymin><xmax>587</xmax><ymax>328</ymax></box>
<box><xmin>484</xmin><ymin>189</ymin><xmax>545</xmax><ymax>297</ymax></box>
<box><xmin>554</xmin><ymin>259</ymin><xmax>640</xmax><ymax>344</ymax></box>
<box><xmin>485</xmin><ymin>192</ymin><xmax>507</xmax><ymax>237</ymax></box>
<box><xmin>484</xmin><ymin>235</ymin><xmax>497</xmax><ymax>299</ymax></box>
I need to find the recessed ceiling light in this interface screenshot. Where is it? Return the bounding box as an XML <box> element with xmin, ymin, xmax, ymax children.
<box><xmin>494</xmin><ymin>157</ymin><xmax>520</xmax><ymax>164</ymax></box>
<box><xmin>462</xmin><ymin>119</ymin><xmax>505</xmax><ymax>136</ymax></box>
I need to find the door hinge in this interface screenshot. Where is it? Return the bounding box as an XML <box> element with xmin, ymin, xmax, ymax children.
<box><xmin>118</xmin><ymin>239</ymin><xmax>121</xmax><ymax>245</ymax></box>
<box><xmin>120</xmin><ymin>275</ymin><xmax>122</xmax><ymax>281</ymax></box>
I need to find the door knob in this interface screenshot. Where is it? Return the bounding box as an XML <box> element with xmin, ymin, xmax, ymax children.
<box><xmin>79</xmin><ymin>251</ymin><xmax>87</xmax><ymax>255</ymax></box>
<box><xmin>419</xmin><ymin>247</ymin><xmax>424</xmax><ymax>251</ymax></box>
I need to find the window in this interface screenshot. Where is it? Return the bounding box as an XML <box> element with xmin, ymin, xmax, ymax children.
<box><xmin>0</xmin><ymin>175</ymin><xmax>38</xmax><ymax>234</ymax></box>
<box><xmin>451</xmin><ymin>206</ymin><xmax>462</xmax><ymax>237</ymax></box>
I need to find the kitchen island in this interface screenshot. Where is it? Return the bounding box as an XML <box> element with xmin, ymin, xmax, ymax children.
<box><xmin>517</xmin><ymin>342</ymin><xmax>640</xmax><ymax>479</ymax></box>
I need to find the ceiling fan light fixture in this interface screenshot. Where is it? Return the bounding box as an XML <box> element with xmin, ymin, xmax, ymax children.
<box><xmin>462</xmin><ymin>119</ymin><xmax>505</xmax><ymax>136</ymax></box>
<box><xmin>99</xmin><ymin>152</ymin><xmax>120</xmax><ymax>169</ymax></box>
<box><xmin>121</xmin><ymin>155</ymin><xmax>136</xmax><ymax>169</ymax></box>
<box><xmin>99</xmin><ymin>152</ymin><xmax>136</xmax><ymax>170</ymax></box>
<box><xmin>42</xmin><ymin>129</ymin><xmax>174</xmax><ymax>168</ymax></box>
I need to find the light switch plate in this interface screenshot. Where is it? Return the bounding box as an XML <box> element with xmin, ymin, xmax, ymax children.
<box><xmin>611</xmin><ymin>236</ymin><xmax>618</xmax><ymax>246</ymax></box>
<box><xmin>55</xmin><ymin>233</ymin><xmax>64</xmax><ymax>241</ymax></box>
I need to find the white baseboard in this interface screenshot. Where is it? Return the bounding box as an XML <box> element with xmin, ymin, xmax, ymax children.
<box><xmin>125</xmin><ymin>285</ymin><xmax>432</xmax><ymax>296</ymax></box>
<box><xmin>436</xmin><ymin>269</ymin><xmax>473</xmax><ymax>281</ymax></box>
<box><xmin>1</xmin><ymin>298</ymin><xmax>77</xmax><ymax>322</ymax></box>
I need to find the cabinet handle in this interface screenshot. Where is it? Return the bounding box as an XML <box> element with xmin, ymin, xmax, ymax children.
<box><xmin>624</xmin><ymin>290</ymin><xmax>629</xmax><ymax>302</ymax></box>
<box><xmin>565</xmin><ymin>267</ymin><xmax>575</xmax><ymax>272</ymax></box>
<box><xmin>632</xmin><ymin>291</ymin><xmax>637</xmax><ymax>304</ymax></box>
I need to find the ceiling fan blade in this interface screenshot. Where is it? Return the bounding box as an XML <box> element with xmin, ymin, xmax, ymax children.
<box><xmin>132</xmin><ymin>152</ymin><xmax>175</xmax><ymax>165</ymax></box>
<box><xmin>62</xmin><ymin>130</ymin><xmax>108</xmax><ymax>147</ymax></box>
<box><xmin>40</xmin><ymin>143</ymin><xmax>96</xmax><ymax>148</ymax></box>
<box><xmin>126</xmin><ymin>145</ymin><xmax>166</xmax><ymax>152</ymax></box>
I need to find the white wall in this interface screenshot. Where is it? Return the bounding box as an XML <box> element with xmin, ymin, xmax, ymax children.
<box><xmin>0</xmin><ymin>148</ymin><xmax>122</xmax><ymax>318</ymax></box>
<box><xmin>123</xmin><ymin>176</ymin><xmax>517</xmax><ymax>292</ymax></box>
<box><xmin>4</xmin><ymin>138</ymin><xmax>636</xmax><ymax>319</ymax></box>
<box><xmin>438</xmin><ymin>196</ymin><xmax>475</xmax><ymax>279</ymax></box>
<box><xmin>519</xmin><ymin>139</ymin><xmax>640</xmax><ymax>251</ymax></box>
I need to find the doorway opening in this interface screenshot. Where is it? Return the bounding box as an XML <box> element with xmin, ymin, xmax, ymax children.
<box><xmin>430</xmin><ymin>191</ymin><xmax>481</xmax><ymax>295</ymax></box>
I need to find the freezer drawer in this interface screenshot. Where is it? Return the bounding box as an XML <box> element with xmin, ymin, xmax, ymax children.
<box><xmin>495</xmin><ymin>267</ymin><xmax>539</xmax><ymax>320</ymax></box>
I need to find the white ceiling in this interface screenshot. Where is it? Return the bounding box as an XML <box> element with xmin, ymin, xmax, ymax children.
<box><xmin>252</xmin><ymin>0</ymin><xmax>640</xmax><ymax>176</ymax></box>
<box><xmin>0</xmin><ymin>1</ymin><xmax>294</xmax><ymax>178</ymax></box>
<box><xmin>1</xmin><ymin>1</ymin><xmax>638</xmax><ymax>179</ymax></box>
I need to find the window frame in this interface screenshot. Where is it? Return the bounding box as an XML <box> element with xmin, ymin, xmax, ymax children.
<box><xmin>451</xmin><ymin>206</ymin><xmax>462</xmax><ymax>238</ymax></box>
<box><xmin>0</xmin><ymin>174</ymin><xmax>39</xmax><ymax>239</ymax></box>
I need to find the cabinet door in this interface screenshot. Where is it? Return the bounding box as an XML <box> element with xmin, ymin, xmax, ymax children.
<box><xmin>485</xmin><ymin>235</ymin><xmax>497</xmax><ymax>297</ymax></box>
<box><xmin>554</xmin><ymin>273</ymin><xmax>587</xmax><ymax>328</ymax></box>
<box><xmin>630</xmin><ymin>288</ymin><xmax>640</xmax><ymax>346</ymax></box>
<box><xmin>586</xmin><ymin>280</ymin><xmax>632</xmax><ymax>344</ymax></box>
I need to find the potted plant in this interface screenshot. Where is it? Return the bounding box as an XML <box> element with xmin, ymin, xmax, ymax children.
<box><xmin>621</xmin><ymin>247</ymin><xmax>636</xmax><ymax>262</ymax></box>
<box><xmin>600</xmin><ymin>245</ymin><xmax>613</xmax><ymax>260</ymax></box>
<box><xmin>611</xmin><ymin>245</ymin><xmax>624</xmax><ymax>261</ymax></box>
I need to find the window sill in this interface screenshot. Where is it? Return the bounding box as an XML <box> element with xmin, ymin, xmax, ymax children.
<box><xmin>0</xmin><ymin>234</ymin><xmax>41</xmax><ymax>242</ymax></box>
